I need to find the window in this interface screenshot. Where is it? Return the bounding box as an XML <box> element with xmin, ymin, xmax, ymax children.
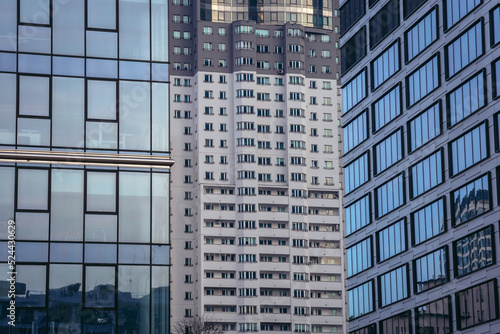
<box><xmin>447</xmin><ymin>70</ymin><xmax>486</xmax><ymax>127</ymax></box>
<box><xmin>451</xmin><ymin>173</ymin><xmax>490</xmax><ymax>227</ymax></box>
<box><xmin>415</xmin><ymin>298</ymin><xmax>453</xmax><ymax>333</ymax></box>
<box><xmin>414</xmin><ymin>247</ymin><xmax>448</xmax><ymax>293</ymax></box>
<box><xmin>340</xmin><ymin>0</ymin><xmax>365</xmax><ymax>35</ymax></box>
<box><xmin>342</xmin><ymin>68</ymin><xmax>367</xmax><ymax>114</ymax></box>
<box><xmin>378</xmin><ymin>265</ymin><xmax>409</xmax><ymax>307</ymax></box>
<box><xmin>449</xmin><ymin>122</ymin><xmax>489</xmax><ymax>177</ymax></box>
<box><xmin>344</xmin><ymin>110</ymin><xmax>369</xmax><ymax>154</ymax></box>
<box><xmin>346</xmin><ymin>237</ymin><xmax>372</xmax><ymax>277</ymax></box>
<box><xmin>203</xmin><ymin>26</ymin><xmax>212</xmax><ymax>35</ymax></box>
<box><xmin>349</xmin><ymin>325</ymin><xmax>376</xmax><ymax>334</ymax></box>
<box><xmin>408</xmin><ymin>101</ymin><xmax>441</xmax><ymax>152</ymax></box>
<box><xmin>406</xmin><ymin>53</ymin><xmax>440</xmax><ymax>108</ymax></box>
<box><xmin>372</xmin><ymin>84</ymin><xmax>402</xmax><ymax>132</ymax></box>
<box><xmin>380</xmin><ymin>311</ymin><xmax>411</xmax><ymax>333</ymax></box>
<box><xmin>405</xmin><ymin>7</ymin><xmax>438</xmax><ymax>62</ymax></box>
<box><xmin>375</xmin><ymin>173</ymin><xmax>405</xmax><ymax>219</ymax></box>
<box><xmin>492</xmin><ymin>6</ymin><xmax>500</xmax><ymax>46</ymax></box>
<box><xmin>409</xmin><ymin>149</ymin><xmax>443</xmax><ymax>199</ymax></box>
<box><xmin>371</xmin><ymin>41</ymin><xmax>400</xmax><ymax>90</ymax></box>
<box><xmin>403</xmin><ymin>0</ymin><xmax>427</xmax><ymax>18</ymax></box>
<box><xmin>369</xmin><ymin>0</ymin><xmax>399</xmax><ymax>49</ymax></box>
<box><xmin>374</xmin><ymin>128</ymin><xmax>403</xmax><ymax>175</ymax></box>
<box><xmin>345</xmin><ymin>194</ymin><xmax>371</xmax><ymax>236</ymax></box>
<box><xmin>348</xmin><ymin>280</ymin><xmax>374</xmax><ymax>319</ymax></box>
<box><xmin>412</xmin><ymin>197</ymin><xmax>446</xmax><ymax>245</ymax></box>
<box><xmin>456</xmin><ymin>279</ymin><xmax>498</xmax><ymax>329</ymax></box>
<box><xmin>377</xmin><ymin>218</ymin><xmax>406</xmax><ymax>263</ymax></box>
<box><xmin>444</xmin><ymin>0</ymin><xmax>481</xmax><ymax>30</ymax></box>
<box><xmin>494</xmin><ymin>58</ymin><xmax>500</xmax><ymax>99</ymax></box>
<box><xmin>219</xmin><ymin>27</ymin><xmax>226</xmax><ymax>35</ymax></box>
<box><xmin>445</xmin><ymin>20</ymin><xmax>483</xmax><ymax>79</ymax></box>
<box><xmin>344</xmin><ymin>152</ymin><xmax>370</xmax><ymax>195</ymax></box>
<box><xmin>341</xmin><ymin>26</ymin><xmax>366</xmax><ymax>74</ymax></box>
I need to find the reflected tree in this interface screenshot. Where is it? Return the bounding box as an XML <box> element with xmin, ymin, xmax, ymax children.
<box><xmin>172</xmin><ymin>315</ymin><xmax>225</xmax><ymax>334</ymax></box>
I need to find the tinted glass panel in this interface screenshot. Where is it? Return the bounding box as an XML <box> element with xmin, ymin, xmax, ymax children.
<box><xmin>372</xmin><ymin>84</ymin><xmax>401</xmax><ymax>132</ymax></box>
<box><xmin>341</xmin><ymin>27</ymin><xmax>366</xmax><ymax>74</ymax></box>
<box><xmin>449</xmin><ymin>122</ymin><xmax>488</xmax><ymax>176</ymax></box>
<box><xmin>0</xmin><ymin>73</ymin><xmax>16</xmax><ymax>144</ymax></box>
<box><xmin>88</xmin><ymin>80</ymin><xmax>117</xmax><ymax>120</ymax></box>
<box><xmin>412</xmin><ymin>197</ymin><xmax>446</xmax><ymax>245</ymax></box>
<box><xmin>414</xmin><ymin>247</ymin><xmax>448</xmax><ymax>293</ymax></box>
<box><xmin>17</xmin><ymin>169</ymin><xmax>48</xmax><ymax>210</ymax></box>
<box><xmin>118</xmin><ymin>266</ymin><xmax>150</xmax><ymax>332</ymax></box>
<box><xmin>415</xmin><ymin>297</ymin><xmax>452</xmax><ymax>334</ymax></box>
<box><xmin>371</xmin><ymin>41</ymin><xmax>400</xmax><ymax>90</ymax></box>
<box><xmin>456</xmin><ymin>279</ymin><xmax>498</xmax><ymax>329</ymax></box>
<box><xmin>119</xmin><ymin>172</ymin><xmax>150</xmax><ymax>242</ymax></box>
<box><xmin>344</xmin><ymin>152</ymin><xmax>370</xmax><ymax>195</ymax></box>
<box><xmin>347</xmin><ymin>237</ymin><xmax>372</xmax><ymax>277</ymax></box>
<box><xmin>88</xmin><ymin>0</ymin><xmax>116</xmax><ymax>30</ymax></box>
<box><xmin>375</xmin><ymin>173</ymin><xmax>404</xmax><ymax>218</ymax></box>
<box><xmin>16</xmin><ymin>265</ymin><xmax>46</xmax><ymax>307</ymax></box>
<box><xmin>494</xmin><ymin>59</ymin><xmax>500</xmax><ymax>99</ymax></box>
<box><xmin>492</xmin><ymin>6</ymin><xmax>500</xmax><ymax>46</ymax></box>
<box><xmin>408</xmin><ymin>102</ymin><xmax>441</xmax><ymax>152</ymax></box>
<box><xmin>447</xmin><ymin>70</ymin><xmax>486</xmax><ymax>127</ymax></box>
<box><xmin>342</xmin><ymin>69</ymin><xmax>367</xmax><ymax>114</ymax></box>
<box><xmin>380</xmin><ymin>311</ymin><xmax>412</xmax><ymax>333</ymax></box>
<box><xmin>151</xmin><ymin>267</ymin><xmax>170</xmax><ymax>334</ymax></box>
<box><xmin>407</xmin><ymin>53</ymin><xmax>440</xmax><ymax>107</ymax></box>
<box><xmin>20</xmin><ymin>0</ymin><xmax>50</xmax><ymax>24</ymax></box>
<box><xmin>405</xmin><ymin>7</ymin><xmax>438</xmax><ymax>62</ymax></box>
<box><xmin>348</xmin><ymin>280</ymin><xmax>374</xmax><ymax>319</ymax></box>
<box><xmin>17</xmin><ymin>118</ymin><xmax>50</xmax><ymax>146</ymax></box>
<box><xmin>446</xmin><ymin>20</ymin><xmax>483</xmax><ymax>78</ymax></box>
<box><xmin>454</xmin><ymin>225</ymin><xmax>494</xmax><ymax>277</ymax></box>
<box><xmin>410</xmin><ymin>150</ymin><xmax>443</xmax><ymax>198</ymax></box>
<box><xmin>344</xmin><ymin>109</ymin><xmax>368</xmax><ymax>154</ymax></box>
<box><xmin>445</xmin><ymin>0</ymin><xmax>481</xmax><ymax>30</ymax></box>
<box><xmin>378</xmin><ymin>265</ymin><xmax>408</xmax><ymax>307</ymax></box>
<box><xmin>369</xmin><ymin>0</ymin><xmax>399</xmax><ymax>49</ymax></box>
<box><xmin>19</xmin><ymin>76</ymin><xmax>50</xmax><ymax>117</ymax></box>
<box><xmin>340</xmin><ymin>0</ymin><xmax>365</xmax><ymax>35</ymax></box>
<box><xmin>87</xmin><ymin>172</ymin><xmax>116</xmax><ymax>212</ymax></box>
<box><xmin>403</xmin><ymin>0</ymin><xmax>427</xmax><ymax>19</ymax></box>
<box><xmin>16</xmin><ymin>212</ymin><xmax>49</xmax><ymax>240</ymax></box>
<box><xmin>377</xmin><ymin>219</ymin><xmax>406</xmax><ymax>262</ymax></box>
<box><xmin>345</xmin><ymin>194</ymin><xmax>371</xmax><ymax>235</ymax></box>
<box><xmin>374</xmin><ymin>128</ymin><xmax>403</xmax><ymax>174</ymax></box>
<box><xmin>85</xmin><ymin>266</ymin><xmax>115</xmax><ymax>308</ymax></box>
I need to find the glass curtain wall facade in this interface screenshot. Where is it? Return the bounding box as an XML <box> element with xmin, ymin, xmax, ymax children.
<box><xmin>341</xmin><ymin>0</ymin><xmax>500</xmax><ymax>333</ymax></box>
<box><xmin>0</xmin><ymin>0</ymin><xmax>171</xmax><ymax>333</ymax></box>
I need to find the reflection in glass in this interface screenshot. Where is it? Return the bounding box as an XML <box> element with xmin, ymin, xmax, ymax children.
<box><xmin>16</xmin><ymin>265</ymin><xmax>46</xmax><ymax>307</ymax></box>
<box><xmin>0</xmin><ymin>167</ymin><xmax>14</xmax><ymax>239</ymax></box>
<box><xmin>53</xmin><ymin>56</ymin><xmax>85</xmax><ymax>77</ymax></box>
<box><xmin>120</xmin><ymin>61</ymin><xmax>150</xmax><ymax>80</ymax></box>
<box><xmin>152</xmin><ymin>245</ymin><xmax>169</xmax><ymax>265</ymax></box>
<box><xmin>85</xmin><ymin>215</ymin><xmax>117</xmax><ymax>242</ymax></box>
<box><xmin>49</xmin><ymin>265</ymin><xmax>82</xmax><ymax>333</ymax></box>
<box><xmin>119</xmin><ymin>81</ymin><xmax>151</xmax><ymax>150</ymax></box>
<box><xmin>20</xmin><ymin>0</ymin><xmax>50</xmax><ymax>24</ymax></box>
<box><xmin>85</xmin><ymin>266</ymin><xmax>115</xmax><ymax>308</ymax></box>
<box><xmin>86</xmin><ymin>121</ymin><xmax>118</xmax><ymax>149</ymax></box>
<box><xmin>415</xmin><ymin>297</ymin><xmax>451</xmax><ymax>334</ymax></box>
<box><xmin>86</xmin><ymin>59</ymin><xmax>118</xmax><ymax>78</ymax></box>
<box><xmin>52</xmin><ymin>0</ymin><xmax>84</xmax><ymax>56</ymax></box>
<box><xmin>88</xmin><ymin>80</ymin><xmax>117</xmax><ymax>120</ymax></box>
<box><xmin>11</xmin><ymin>309</ymin><xmax>47</xmax><ymax>334</ymax></box>
<box><xmin>18</xmin><ymin>26</ymin><xmax>51</xmax><ymax>53</ymax></box>
<box><xmin>18</xmin><ymin>169</ymin><xmax>48</xmax><ymax>210</ymax></box>
<box><xmin>0</xmin><ymin>73</ymin><xmax>16</xmax><ymax>144</ymax></box>
<box><xmin>152</xmin><ymin>173</ymin><xmax>169</xmax><ymax>242</ymax></box>
<box><xmin>86</xmin><ymin>31</ymin><xmax>117</xmax><ymax>58</ymax></box>
<box><xmin>118</xmin><ymin>266</ymin><xmax>150</xmax><ymax>333</ymax></box>
<box><xmin>88</xmin><ymin>0</ymin><xmax>116</xmax><ymax>30</ymax></box>
<box><xmin>17</xmin><ymin>118</ymin><xmax>50</xmax><ymax>146</ymax></box>
<box><xmin>51</xmin><ymin>170</ymin><xmax>84</xmax><ymax>241</ymax></box>
<box><xmin>85</xmin><ymin>244</ymin><xmax>117</xmax><ymax>263</ymax></box>
<box><xmin>87</xmin><ymin>172</ymin><xmax>116</xmax><ymax>212</ymax></box>
<box><xmin>83</xmin><ymin>309</ymin><xmax>116</xmax><ymax>333</ymax></box>
<box><xmin>16</xmin><ymin>242</ymin><xmax>48</xmax><ymax>262</ymax></box>
<box><xmin>119</xmin><ymin>0</ymin><xmax>150</xmax><ymax>60</ymax></box>
<box><xmin>50</xmin><ymin>243</ymin><xmax>83</xmax><ymax>263</ymax></box>
<box><xmin>414</xmin><ymin>247</ymin><xmax>448</xmax><ymax>293</ymax></box>
<box><xmin>119</xmin><ymin>172</ymin><xmax>150</xmax><ymax>243</ymax></box>
<box><xmin>18</xmin><ymin>54</ymin><xmax>51</xmax><ymax>74</ymax></box>
<box><xmin>52</xmin><ymin>76</ymin><xmax>85</xmax><ymax>147</ymax></box>
<box><xmin>151</xmin><ymin>267</ymin><xmax>169</xmax><ymax>334</ymax></box>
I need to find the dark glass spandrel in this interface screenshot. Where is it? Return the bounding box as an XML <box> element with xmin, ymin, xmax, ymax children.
<box><xmin>415</xmin><ymin>296</ymin><xmax>451</xmax><ymax>334</ymax></box>
<box><xmin>49</xmin><ymin>264</ymin><xmax>82</xmax><ymax>333</ymax></box>
<box><xmin>151</xmin><ymin>266</ymin><xmax>169</xmax><ymax>334</ymax></box>
<box><xmin>87</xmin><ymin>0</ymin><xmax>116</xmax><ymax>30</ymax></box>
<box><xmin>16</xmin><ymin>265</ymin><xmax>47</xmax><ymax>307</ymax></box>
<box><xmin>0</xmin><ymin>73</ymin><xmax>16</xmax><ymax>145</ymax></box>
<box><xmin>118</xmin><ymin>266</ymin><xmax>150</xmax><ymax>333</ymax></box>
<box><xmin>85</xmin><ymin>266</ymin><xmax>115</xmax><ymax>308</ymax></box>
<box><xmin>369</xmin><ymin>0</ymin><xmax>399</xmax><ymax>49</ymax></box>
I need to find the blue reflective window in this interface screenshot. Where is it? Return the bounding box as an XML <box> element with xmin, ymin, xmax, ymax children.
<box><xmin>371</xmin><ymin>40</ymin><xmax>400</xmax><ymax>90</ymax></box>
<box><xmin>406</xmin><ymin>53</ymin><xmax>440</xmax><ymax>107</ymax></box>
<box><xmin>496</xmin><ymin>112</ymin><xmax>500</xmax><ymax>152</ymax></box>
<box><xmin>347</xmin><ymin>237</ymin><xmax>372</xmax><ymax>277</ymax></box>
<box><xmin>410</xmin><ymin>149</ymin><xmax>443</xmax><ymax>199</ymax></box>
<box><xmin>408</xmin><ymin>101</ymin><xmax>441</xmax><ymax>152</ymax></box>
<box><xmin>375</xmin><ymin>173</ymin><xmax>405</xmax><ymax>219</ymax></box>
<box><xmin>444</xmin><ymin>0</ymin><xmax>481</xmax><ymax>30</ymax></box>
<box><xmin>348</xmin><ymin>280</ymin><xmax>374</xmax><ymax>319</ymax></box>
<box><xmin>494</xmin><ymin>58</ymin><xmax>500</xmax><ymax>99</ymax></box>
<box><xmin>377</xmin><ymin>218</ymin><xmax>406</xmax><ymax>263</ymax></box>
<box><xmin>374</xmin><ymin>128</ymin><xmax>403</xmax><ymax>174</ymax></box>
<box><xmin>492</xmin><ymin>6</ymin><xmax>500</xmax><ymax>46</ymax></box>
<box><xmin>345</xmin><ymin>194</ymin><xmax>371</xmax><ymax>236</ymax></box>
<box><xmin>412</xmin><ymin>197</ymin><xmax>446</xmax><ymax>245</ymax></box>
<box><xmin>344</xmin><ymin>152</ymin><xmax>370</xmax><ymax>195</ymax></box>
<box><xmin>340</xmin><ymin>0</ymin><xmax>365</xmax><ymax>35</ymax></box>
<box><xmin>342</xmin><ymin>68</ymin><xmax>367</xmax><ymax>114</ymax></box>
<box><xmin>343</xmin><ymin>109</ymin><xmax>368</xmax><ymax>154</ymax></box>
<box><xmin>369</xmin><ymin>0</ymin><xmax>399</xmax><ymax>49</ymax></box>
<box><xmin>372</xmin><ymin>84</ymin><xmax>401</xmax><ymax>132</ymax></box>
<box><xmin>414</xmin><ymin>247</ymin><xmax>448</xmax><ymax>293</ymax></box>
<box><xmin>447</xmin><ymin>70</ymin><xmax>486</xmax><ymax>127</ymax></box>
<box><xmin>454</xmin><ymin>225</ymin><xmax>494</xmax><ymax>277</ymax></box>
<box><xmin>445</xmin><ymin>20</ymin><xmax>483</xmax><ymax>79</ymax></box>
<box><xmin>449</xmin><ymin>122</ymin><xmax>489</xmax><ymax>177</ymax></box>
<box><xmin>378</xmin><ymin>265</ymin><xmax>409</xmax><ymax>307</ymax></box>
<box><xmin>451</xmin><ymin>173</ymin><xmax>490</xmax><ymax>226</ymax></box>
<box><xmin>405</xmin><ymin>7</ymin><xmax>438</xmax><ymax>62</ymax></box>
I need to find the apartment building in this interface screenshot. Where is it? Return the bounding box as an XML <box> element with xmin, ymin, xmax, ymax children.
<box><xmin>341</xmin><ymin>0</ymin><xmax>500</xmax><ymax>333</ymax></box>
<box><xmin>170</xmin><ymin>1</ymin><xmax>345</xmax><ymax>332</ymax></box>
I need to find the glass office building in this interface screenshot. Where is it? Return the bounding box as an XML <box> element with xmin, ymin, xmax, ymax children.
<box><xmin>341</xmin><ymin>0</ymin><xmax>500</xmax><ymax>333</ymax></box>
<box><xmin>0</xmin><ymin>0</ymin><xmax>171</xmax><ymax>333</ymax></box>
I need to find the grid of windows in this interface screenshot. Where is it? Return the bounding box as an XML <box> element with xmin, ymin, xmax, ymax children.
<box><xmin>344</xmin><ymin>152</ymin><xmax>370</xmax><ymax>195</ymax></box>
<box><xmin>414</xmin><ymin>247</ymin><xmax>448</xmax><ymax>293</ymax></box>
<box><xmin>347</xmin><ymin>237</ymin><xmax>372</xmax><ymax>277</ymax></box>
<box><xmin>415</xmin><ymin>297</ymin><xmax>452</xmax><ymax>334</ymax></box>
<box><xmin>342</xmin><ymin>68</ymin><xmax>367</xmax><ymax>114</ymax></box>
<box><xmin>444</xmin><ymin>0</ymin><xmax>481</xmax><ymax>30</ymax></box>
<box><xmin>369</xmin><ymin>0</ymin><xmax>399</xmax><ymax>49</ymax></box>
<box><xmin>372</xmin><ymin>84</ymin><xmax>402</xmax><ymax>132</ymax></box>
<box><xmin>374</xmin><ymin>128</ymin><xmax>403</xmax><ymax>175</ymax></box>
<box><xmin>345</xmin><ymin>194</ymin><xmax>371</xmax><ymax>236</ymax></box>
<box><xmin>371</xmin><ymin>41</ymin><xmax>400</xmax><ymax>90</ymax></box>
<box><xmin>456</xmin><ymin>279</ymin><xmax>498</xmax><ymax>330</ymax></box>
<box><xmin>348</xmin><ymin>280</ymin><xmax>374</xmax><ymax>319</ymax></box>
<box><xmin>445</xmin><ymin>20</ymin><xmax>484</xmax><ymax>79</ymax></box>
<box><xmin>343</xmin><ymin>109</ymin><xmax>368</xmax><ymax>154</ymax></box>
<box><xmin>378</xmin><ymin>265</ymin><xmax>409</xmax><ymax>307</ymax></box>
<box><xmin>408</xmin><ymin>101</ymin><xmax>441</xmax><ymax>152</ymax></box>
<box><xmin>448</xmin><ymin>122</ymin><xmax>489</xmax><ymax>177</ymax></box>
<box><xmin>376</xmin><ymin>218</ymin><xmax>406</xmax><ymax>263</ymax></box>
<box><xmin>405</xmin><ymin>7</ymin><xmax>438</xmax><ymax>62</ymax></box>
<box><xmin>409</xmin><ymin>149</ymin><xmax>443</xmax><ymax>199</ymax></box>
<box><xmin>447</xmin><ymin>70</ymin><xmax>486</xmax><ymax>127</ymax></box>
<box><xmin>412</xmin><ymin>197</ymin><xmax>446</xmax><ymax>246</ymax></box>
<box><xmin>375</xmin><ymin>173</ymin><xmax>405</xmax><ymax>219</ymax></box>
<box><xmin>406</xmin><ymin>53</ymin><xmax>440</xmax><ymax>107</ymax></box>
<box><xmin>454</xmin><ymin>225</ymin><xmax>494</xmax><ymax>277</ymax></box>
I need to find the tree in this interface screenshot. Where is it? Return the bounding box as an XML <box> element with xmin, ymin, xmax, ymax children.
<box><xmin>172</xmin><ymin>315</ymin><xmax>225</xmax><ymax>334</ymax></box>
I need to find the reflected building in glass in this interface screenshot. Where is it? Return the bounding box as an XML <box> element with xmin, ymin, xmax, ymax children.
<box><xmin>169</xmin><ymin>0</ymin><xmax>345</xmax><ymax>333</ymax></box>
<box><xmin>0</xmin><ymin>0</ymin><xmax>171</xmax><ymax>333</ymax></box>
<box><xmin>341</xmin><ymin>0</ymin><xmax>500</xmax><ymax>333</ymax></box>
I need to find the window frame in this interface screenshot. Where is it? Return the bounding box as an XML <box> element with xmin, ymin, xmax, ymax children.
<box><xmin>408</xmin><ymin>148</ymin><xmax>444</xmax><ymax>199</ymax></box>
<box><xmin>404</xmin><ymin>5</ymin><xmax>439</xmax><ymax>63</ymax></box>
<box><xmin>374</xmin><ymin>172</ymin><xmax>406</xmax><ymax>219</ymax></box>
<box><xmin>415</xmin><ymin>296</ymin><xmax>453</xmax><ymax>334</ymax></box>
<box><xmin>443</xmin><ymin>0</ymin><xmax>482</xmax><ymax>32</ymax></box>
<box><xmin>491</xmin><ymin>5</ymin><xmax>500</xmax><ymax>47</ymax></box>
<box><xmin>372</xmin><ymin>83</ymin><xmax>403</xmax><ymax>133</ymax></box>
<box><xmin>453</xmin><ymin>225</ymin><xmax>496</xmax><ymax>278</ymax></box>
<box><xmin>345</xmin><ymin>194</ymin><xmax>372</xmax><ymax>236</ymax></box>
<box><xmin>407</xmin><ymin>100</ymin><xmax>442</xmax><ymax>153</ymax></box>
<box><xmin>405</xmin><ymin>52</ymin><xmax>441</xmax><ymax>108</ymax></box>
<box><xmin>341</xmin><ymin>67</ymin><xmax>368</xmax><ymax>115</ymax></box>
<box><xmin>455</xmin><ymin>278</ymin><xmax>499</xmax><ymax>330</ymax></box>
<box><xmin>369</xmin><ymin>0</ymin><xmax>400</xmax><ymax>50</ymax></box>
<box><xmin>411</xmin><ymin>196</ymin><xmax>447</xmax><ymax>246</ymax></box>
<box><xmin>376</xmin><ymin>217</ymin><xmax>407</xmax><ymax>263</ymax></box>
